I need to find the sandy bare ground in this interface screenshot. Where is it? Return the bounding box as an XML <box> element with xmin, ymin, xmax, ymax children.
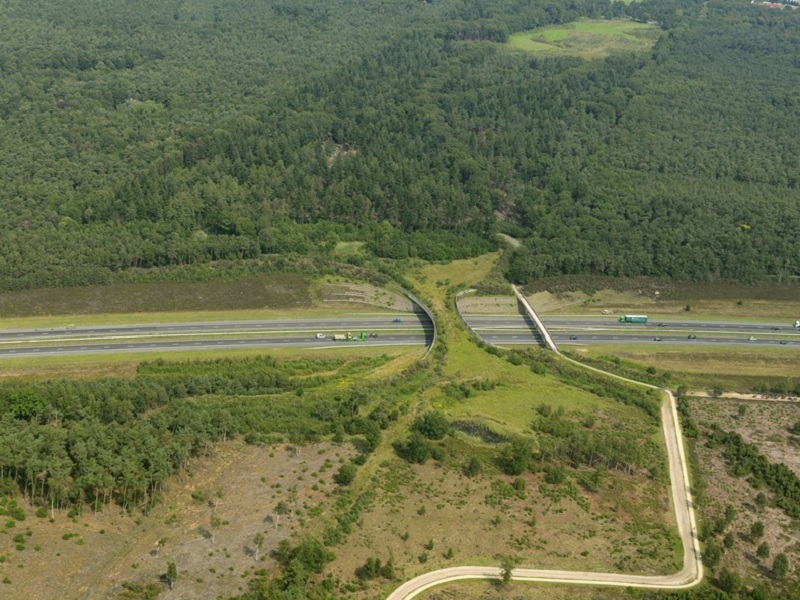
<box><xmin>0</xmin><ymin>441</ymin><xmax>353</xmax><ymax>600</ymax></box>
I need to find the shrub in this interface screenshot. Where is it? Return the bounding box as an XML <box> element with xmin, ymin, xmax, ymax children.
<box><xmin>757</xmin><ymin>542</ymin><xmax>770</xmax><ymax>559</ymax></box>
<box><xmin>750</xmin><ymin>521</ymin><xmax>764</xmax><ymax>540</ymax></box>
<box><xmin>544</xmin><ymin>466</ymin><xmax>566</xmax><ymax>485</ymax></box>
<box><xmin>333</xmin><ymin>464</ymin><xmax>357</xmax><ymax>487</ymax></box>
<box><xmin>394</xmin><ymin>433</ymin><xmax>433</xmax><ymax>464</ymax></box>
<box><xmin>412</xmin><ymin>412</ymin><xmax>449</xmax><ymax>440</ymax></box>
<box><xmin>703</xmin><ymin>538</ymin><xmax>722</xmax><ymax>568</ymax></box>
<box><xmin>772</xmin><ymin>553</ymin><xmax>789</xmax><ymax>578</ymax></box>
<box><xmin>464</xmin><ymin>457</ymin><xmax>482</xmax><ymax>477</ymax></box>
<box><xmin>716</xmin><ymin>568</ymin><xmax>741</xmax><ymax>594</ymax></box>
<box><xmin>499</xmin><ymin>438</ymin><xmax>533</xmax><ymax>476</ymax></box>
<box><xmin>355</xmin><ymin>556</ymin><xmax>394</xmax><ymax>580</ymax></box>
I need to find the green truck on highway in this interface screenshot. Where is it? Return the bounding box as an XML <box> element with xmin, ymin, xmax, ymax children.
<box><xmin>619</xmin><ymin>315</ymin><xmax>648</xmax><ymax>323</ymax></box>
<box><xmin>332</xmin><ymin>332</ymin><xmax>368</xmax><ymax>341</ymax></box>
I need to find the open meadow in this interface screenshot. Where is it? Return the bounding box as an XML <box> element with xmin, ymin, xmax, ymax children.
<box><xmin>507</xmin><ymin>19</ymin><xmax>660</xmax><ymax>59</ymax></box>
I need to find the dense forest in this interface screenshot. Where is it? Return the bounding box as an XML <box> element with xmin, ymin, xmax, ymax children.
<box><xmin>0</xmin><ymin>0</ymin><xmax>798</xmax><ymax>290</ymax></box>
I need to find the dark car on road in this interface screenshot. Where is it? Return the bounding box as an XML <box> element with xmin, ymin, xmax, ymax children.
<box><xmin>392</xmin><ymin>318</ymin><xmax>402</xmax><ymax>323</ymax></box>
<box><xmin>658</xmin><ymin>323</ymin><xmax>667</xmax><ymax>327</ymax></box>
<box><xmin>569</xmin><ymin>335</ymin><xmax>578</xmax><ymax>340</ymax></box>
<box><xmin>687</xmin><ymin>334</ymin><xmax>697</xmax><ymax>339</ymax></box>
<box><xmin>653</xmin><ymin>337</ymin><xmax>663</xmax><ymax>341</ymax></box>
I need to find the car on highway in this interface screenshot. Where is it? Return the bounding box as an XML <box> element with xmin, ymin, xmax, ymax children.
<box><xmin>780</xmin><ymin>341</ymin><xmax>788</xmax><ymax>345</ymax></box>
<box><xmin>569</xmin><ymin>335</ymin><xmax>578</xmax><ymax>340</ymax></box>
<box><xmin>687</xmin><ymin>334</ymin><xmax>697</xmax><ymax>339</ymax></box>
<box><xmin>658</xmin><ymin>323</ymin><xmax>667</xmax><ymax>327</ymax></box>
<box><xmin>771</xmin><ymin>327</ymin><xmax>780</xmax><ymax>331</ymax></box>
<box><xmin>315</xmin><ymin>333</ymin><xmax>326</xmax><ymax>339</ymax></box>
<box><xmin>653</xmin><ymin>337</ymin><xmax>663</xmax><ymax>341</ymax></box>
<box><xmin>748</xmin><ymin>336</ymin><xmax>757</xmax><ymax>341</ymax></box>
<box><xmin>369</xmin><ymin>333</ymin><xmax>378</xmax><ymax>338</ymax></box>
<box><xmin>392</xmin><ymin>318</ymin><xmax>402</xmax><ymax>323</ymax></box>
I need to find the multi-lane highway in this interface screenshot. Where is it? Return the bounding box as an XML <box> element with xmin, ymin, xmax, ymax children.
<box><xmin>462</xmin><ymin>315</ymin><xmax>800</xmax><ymax>348</ymax></box>
<box><xmin>3</xmin><ymin>311</ymin><xmax>795</xmax><ymax>358</ymax></box>
<box><xmin>0</xmin><ymin>316</ymin><xmax>433</xmax><ymax>358</ymax></box>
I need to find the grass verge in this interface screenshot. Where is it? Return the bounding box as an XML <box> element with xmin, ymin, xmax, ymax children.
<box><xmin>0</xmin><ymin>345</ymin><xmax>420</xmax><ymax>380</ymax></box>
<box><xmin>577</xmin><ymin>344</ymin><xmax>800</xmax><ymax>390</ymax></box>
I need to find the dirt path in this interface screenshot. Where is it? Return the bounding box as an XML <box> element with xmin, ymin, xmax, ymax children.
<box><xmin>687</xmin><ymin>391</ymin><xmax>799</xmax><ymax>403</ymax></box>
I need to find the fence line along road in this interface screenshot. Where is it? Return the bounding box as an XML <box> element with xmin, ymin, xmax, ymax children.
<box><xmin>387</xmin><ymin>290</ymin><xmax>703</xmax><ymax>600</ymax></box>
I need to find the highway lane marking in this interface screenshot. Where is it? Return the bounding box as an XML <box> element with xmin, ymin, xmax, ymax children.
<box><xmin>0</xmin><ymin>327</ymin><xmax>431</xmax><ymax>348</ymax></box>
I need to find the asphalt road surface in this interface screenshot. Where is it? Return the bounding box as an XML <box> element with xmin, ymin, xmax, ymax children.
<box><xmin>0</xmin><ymin>316</ymin><xmax>432</xmax><ymax>359</ymax></box>
<box><xmin>0</xmin><ymin>334</ymin><xmax>428</xmax><ymax>358</ymax></box>
<box><xmin>0</xmin><ymin>316</ymin><xmax>431</xmax><ymax>341</ymax></box>
<box><xmin>463</xmin><ymin>315</ymin><xmax>800</xmax><ymax>347</ymax></box>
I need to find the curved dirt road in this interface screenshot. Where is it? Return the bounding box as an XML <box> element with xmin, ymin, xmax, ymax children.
<box><xmin>386</xmin><ymin>292</ymin><xmax>703</xmax><ymax>599</ymax></box>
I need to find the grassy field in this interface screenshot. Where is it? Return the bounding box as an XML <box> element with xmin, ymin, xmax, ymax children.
<box><xmin>333</xmin><ymin>240</ymin><xmax>366</xmax><ymax>257</ymax></box>
<box><xmin>507</xmin><ymin>19</ymin><xmax>660</xmax><ymax>59</ymax></box>
<box><xmin>576</xmin><ymin>344</ymin><xmax>800</xmax><ymax>390</ymax></box>
<box><xmin>0</xmin><ymin>345</ymin><xmax>421</xmax><ymax>380</ymax></box>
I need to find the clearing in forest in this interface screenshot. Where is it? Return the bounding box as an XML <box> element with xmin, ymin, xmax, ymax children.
<box><xmin>507</xmin><ymin>19</ymin><xmax>660</xmax><ymax>59</ymax></box>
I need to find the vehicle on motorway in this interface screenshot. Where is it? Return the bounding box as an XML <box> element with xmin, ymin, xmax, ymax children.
<box><xmin>369</xmin><ymin>333</ymin><xmax>378</xmax><ymax>338</ymax></box>
<box><xmin>332</xmin><ymin>332</ymin><xmax>368</xmax><ymax>341</ymax></box>
<box><xmin>315</xmin><ymin>333</ymin><xmax>326</xmax><ymax>339</ymax></box>
<box><xmin>748</xmin><ymin>336</ymin><xmax>757</xmax><ymax>341</ymax></box>
<box><xmin>658</xmin><ymin>323</ymin><xmax>667</xmax><ymax>327</ymax></box>
<box><xmin>619</xmin><ymin>315</ymin><xmax>648</xmax><ymax>323</ymax></box>
<box><xmin>795</xmin><ymin>320</ymin><xmax>800</xmax><ymax>329</ymax></box>
<box><xmin>569</xmin><ymin>335</ymin><xmax>578</xmax><ymax>340</ymax></box>
<box><xmin>653</xmin><ymin>337</ymin><xmax>662</xmax><ymax>341</ymax></box>
<box><xmin>780</xmin><ymin>341</ymin><xmax>788</xmax><ymax>345</ymax></box>
<box><xmin>392</xmin><ymin>318</ymin><xmax>402</xmax><ymax>323</ymax></box>
<box><xmin>688</xmin><ymin>334</ymin><xmax>697</xmax><ymax>339</ymax></box>
<box><xmin>771</xmin><ymin>327</ymin><xmax>780</xmax><ymax>331</ymax></box>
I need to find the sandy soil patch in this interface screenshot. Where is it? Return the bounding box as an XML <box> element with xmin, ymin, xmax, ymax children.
<box><xmin>326</xmin><ymin>459</ymin><xmax>678</xmax><ymax>599</ymax></box>
<box><xmin>0</xmin><ymin>441</ymin><xmax>353</xmax><ymax>600</ymax></box>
